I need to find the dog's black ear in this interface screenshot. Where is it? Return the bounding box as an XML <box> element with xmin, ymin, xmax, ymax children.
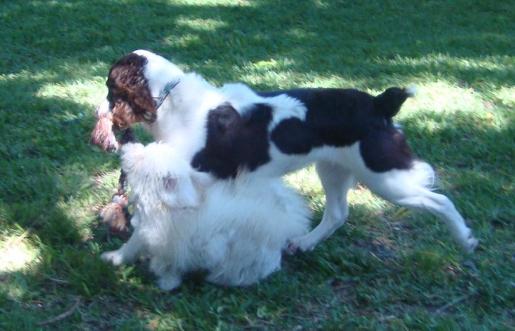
<box><xmin>208</xmin><ymin>103</ymin><xmax>240</xmax><ymax>134</ymax></box>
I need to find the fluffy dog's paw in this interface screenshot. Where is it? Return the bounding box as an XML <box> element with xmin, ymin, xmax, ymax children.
<box><xmin>286</xmin><ymin>241</ymin><xmax>300</xmax><ymax>255</ymax></box>
<box><xmin>101</xmin><ymin>250</ymin><xmax>125</xmax><ymax>266</ymax></box>
<box><xmin>286</xmin><ymin>237</ymin><xmax>317</xmax><ymax>255</ymax></box>
<box><xmin>157</xmin><ymin>275</ymin><xmax>182</xmax><ymax>291</ymax></box>
<box><xmin>464</xmin><ymin>235</ymin><xmax>479</xmax><ymax>253</ymax></box>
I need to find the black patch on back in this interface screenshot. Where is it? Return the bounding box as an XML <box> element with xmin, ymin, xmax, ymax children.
<box><xmin>193</xmin><ymin>88</ymin><xmax>414</xmax><ymax>177</ymax></box>
<box><xmin>267</xmin><ymin>88</ymin><xmax>378</xmax><ymax>152</ymax></box>
<box><xmin>263</xmin><ymin>88</ymin><xmax>414</xmax><ymax>172</ymax></box>
<box><xmin>270</xmin><ymin>118</ymin><xmax>322</xmax><ymax>154</ymax></box>
<box><xmin>192</xmin><ymin>103</ymin><xmax>272</xmax><ymax>178</ymax></box>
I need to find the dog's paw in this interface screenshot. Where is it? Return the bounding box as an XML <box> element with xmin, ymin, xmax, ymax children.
<box><xmin>463</xmin><ymin>235</ymin><xmax>479</xmax><ymax>254</ymax></box>
<box><xmin>286</xmin><ymin>237</ymin><xmax>317</xmax><ymax>254</ymax></box>
<box><xmin>101</xmin><ymin>250</ymin><xmax>125</xmax><ymax>266</ymax></box>
<box><xmin>285</xmin><ymin>241</ymin><xmax>299</xmax><ymax>255</ymax></box>
<box><xmin>157</xmin><ymin>275</ymin><xmax>182</xmax><ymax>291</ymax></box>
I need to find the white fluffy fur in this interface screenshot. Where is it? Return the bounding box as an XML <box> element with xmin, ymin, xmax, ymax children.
<box><xmin>102</xmin><ymin>142</ymin><xmax>310</xmax><ymax>290</ymax></box>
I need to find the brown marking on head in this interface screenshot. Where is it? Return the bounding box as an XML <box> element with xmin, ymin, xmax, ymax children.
<box><xmin>106</xmin><ymin>53</ymin><xmax>157</xmax><ymax>130</ymax></box>
<box><xmin>90</xmin><ymin>52</ymin><xmax>157</xmax><ymax>152</ymax></box>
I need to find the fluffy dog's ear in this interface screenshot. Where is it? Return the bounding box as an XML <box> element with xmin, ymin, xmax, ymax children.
<box><xmin>158</xmin><ymin>170</ymin><xmax>214</xmax><ymax>209</ymax></box>
<box><xmin>121</xmin><ymin>143</ymin><xmax>145</xmax><ymax>173</ymax></box>
<box><xmin>159</xmin><ymin>175</ymin><xmax>200</xmax><ymax>209</ymax></box>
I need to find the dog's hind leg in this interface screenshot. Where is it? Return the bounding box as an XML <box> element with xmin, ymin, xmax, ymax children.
<box><xmin>288</xmin><ymin>161</ymin><xmax>355</xmax><ymax>253</ymax></box>
<box><xmin>148</xmin><ymin>258</ymin><xmax>183</xmax><ymax>291</ymax></box>
<box><xmin>359</xmin><ymin>161</ymin><xmax>478</xmax><ymax>253</ymax></box>
<box><xmin>157</xmin><ymin>274</ymin><xmax>182</xmax><ymax>291</ymax></box>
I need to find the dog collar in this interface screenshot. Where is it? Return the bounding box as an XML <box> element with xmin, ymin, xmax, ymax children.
<box><xmin>153</xmin><ymin>79</ymin><xmax>180</xmax><ymax>110</ymax></box>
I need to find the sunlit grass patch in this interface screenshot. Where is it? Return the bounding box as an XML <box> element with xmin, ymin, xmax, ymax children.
<box><xmin>380</xmin><ymin>53</ymin><xmax>512</xmax><ymax>73</ymax></box>
<box><xmin>176</xmin><ymin>17</ymin><xmax>227</xmax><ymax>31</ymax></box>
<box><xmin>37</xmin><ymin>78</ymin><xmax>107</xmax><ymax>108</ymax></box>
<box><xmin>0</xmin><ymin>229</ymin><xmax>40</xmax><ymax>274</ymax></box>
<box><xmin>162</xmin><ymin>33</ymin><xmax>203</xmax><ymax>49</ymax></box>
<box><xmin>396</xmin><ymin>81</ymin><xmax>485</xmax><ymax>114</ymax></box>
<box><xmin>492</xmin><ymin>86</ymin><xmax>515</xmax><ymax>107</ymax></box>
<box><xmin>235</xmin><ymin>58</ymin><xmax>362</xmax><ymax>89</ymax></box>
<box><xmin>285</xmin><ymin>167</ymin><xmax>321</xmax><ymax>197</ymax></box>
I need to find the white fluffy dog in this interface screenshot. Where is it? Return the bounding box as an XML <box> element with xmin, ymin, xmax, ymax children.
<box><xmin>101</xmin><ymin>142</ymin><xmax>310</xmax><ymax>290</ymax></box>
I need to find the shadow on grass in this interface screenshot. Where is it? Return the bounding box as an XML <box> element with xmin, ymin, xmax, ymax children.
<box><xmin>0</xmin><ymin>0</ymin><xmax>513</xmax><ymax>328</ymax></box>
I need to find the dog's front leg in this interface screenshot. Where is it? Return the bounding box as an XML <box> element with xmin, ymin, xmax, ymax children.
<box><xmin>101</xmin><ymin>231</ymin><xmax>144</xmax><ymax>266</ymax></box>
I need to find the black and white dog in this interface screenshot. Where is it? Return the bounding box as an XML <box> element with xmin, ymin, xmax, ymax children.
<box><xmin>91</xmin><ymin>50</ymin><xmax>478</xmax><ymax>253</ymax></box>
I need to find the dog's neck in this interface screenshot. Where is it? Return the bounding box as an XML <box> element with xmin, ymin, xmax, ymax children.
<box><xmin>145</xmin><ymin>73</ymin><xmax>227</xmax><ymax>160</ymax></box>
<box><xmin>153</xmin><ymin>80</ymin><xmax>180</xmax><ymax>111</ymax></box>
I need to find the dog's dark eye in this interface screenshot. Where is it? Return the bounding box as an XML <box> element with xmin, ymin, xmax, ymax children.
<box><xmin>112</xmin><ymin>89</ymin><xmax>128</xmax><ymax>101</ymax></box>
<box><xmin>110</xmin><ymin>91</ymin><xmax>119</xmax><ymax>99</ymax></box>
<box><xmin>107</xmin><ymin>90</ymin><xmax>128</xmax><ymax>108</ymax></box>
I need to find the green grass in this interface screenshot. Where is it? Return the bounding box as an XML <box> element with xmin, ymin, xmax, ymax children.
<box><xmin>0</xmin><ymin>0</ymin><xmax>513</xmax><ymax>329</ymax></box>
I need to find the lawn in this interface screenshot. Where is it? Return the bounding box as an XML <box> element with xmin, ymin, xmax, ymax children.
<box><xmin>0</xmin><ymin>0</ymin><xmax>513</xmax><ymax>330</ymax></box>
